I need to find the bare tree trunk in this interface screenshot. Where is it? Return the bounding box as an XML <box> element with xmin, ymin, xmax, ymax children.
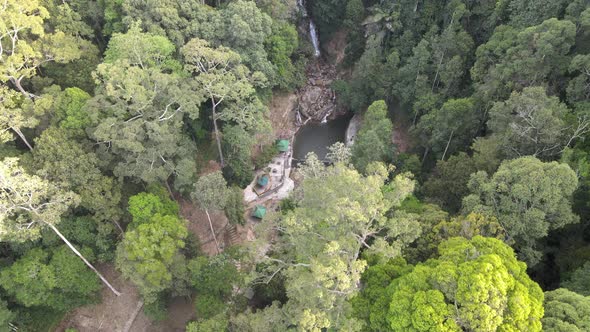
<box><xmin>45</xmin><ymin>222</ymin><xmax>122</xmax><ymax>296</ymax></box>
<box><xmin>205</xmin><ymin>209</ymin><xmax>220</xmax><ymax>254</ymax></box>
<box><xmin>441</xmin><ymin>130</ymin><xmax>454</xmax><ymax>161</ymax></box>
<box><xmin>11</xmin><ymin>127</ymin><xmax>33</xmax><ymax>151</ymax></box>
<box><xmin>123</xmin><ymin>300</ymin><xmax>144</xmax><ymax>332</ymax></box>
<box><xmin>211</xmin><ymin>106</ymin><xmax>225</xmax><ymax>168</ymax></box>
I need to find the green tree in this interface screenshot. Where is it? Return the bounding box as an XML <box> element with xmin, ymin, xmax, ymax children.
<box><xmin>0</xmin><ymin>246</ymin><xmax>100</xmax><ymax>311</ymax></box>
<box><xmin>247</xmin><ymin>161</ymin><xmax>418</xmax><ymax>330</ymax></box>
<box><xmin>225</xmin><ymin>186</ymin><xmax>246</xmax><ymax>226</ymax></box>
<box><xmin>32</xmin><ymin>127</ymin><xmax>122</xmax><ymax>224</ymax></box>
<box><xmin>415</xmin><ymin>98</ymin><xmax>479</xmax><ymax>161</ymax></box>
<box><xmin>0</xmin><ymin>158</ymin><xmax>120</xmax><ymax>295</ymax></box>
<box><xmin>463</xmin><ymin>156</ymin><xmax>579</xmax><ymax>265</ymax></box>
<box><xmin>222</xmin><ymin>125</ymin><xmax>255</xmax><ymax>187</ymax></box>
<box><xmin>182</xmin><ymin>38</ymin><xmax>268</xmax><ymax>167</ymax></box>
<box><xmin>188</xmin><ymin>254</ymin><xmax>243</xmax><ymax>319</ymax></box>
<box><xmin>352</xmin><ymin>100</ymin><xmax>394</xmax><ymax>173</ymax></box>
<box><xmin>542</xmin><ymin>288</ymin><xmax>590</xmax><ymax>332</ymax></box>
<box><xmin>422</xmin><ymin>152</ymin><xmax>477</xmax><ymax>213</ymax></box>
<box><xmin>354</xmin><ymin>236</ymin><xmax>544</xmax><ymax>332</ymax></box>
<box><xmin>562</xmin><ymin>262</ymin><xmax>590</xmax><ymax>296</ymax></box>
<box><xmin>567</xmin><ymin>54</ymin><xmax>590</xmax><ymax>104</ymax></box>
<box><xmin>88</xmin><ymin>27</ymin><xmax>198</xmax><ymax>187</ymax></box>
<box><xmin>127</xmin><ymin>191</ymin><xmax>179</xmax><ymax>225</ymax></box>
<box><xmin>116</xmin><ymin>213</ymin><xmax>188</xmax><ymax>303</ymax></box>
<box><xmin>0</xmin><ymin>297</ymin><xmax>15</xmax><ymax>332</ymax></box>
<box><xmin>488</xmin><ymin>87</ymin><xmax>584</xmax><ymax>159</ymax></box>
<box><xmin>508</xmin><ymin>0</ymin><xmax>570</xmax><ymax>28</ymax></box>
<box><xmin>191</xmin><ymin>171</ymin><xmax>230</xmax><ymax>253</ymax></box>
<box><xmin>472</xmin><ymin>19</ymin><xmax>576</xmax><ymax>104</ymax></box>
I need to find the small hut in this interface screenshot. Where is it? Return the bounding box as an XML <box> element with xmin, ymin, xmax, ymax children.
<box><xmin>252</xmin><ymin>205</ymin><xmax>267</xmax><ymax>219</ymax></box>
<box><xmin>276</xmin><ymin>139</ymin><xmax>289</xmax><ymax>152</ymax></box>
<box><xmin>257</xmin><ymin>174</ymin><xmax>269</xmax><ymax>187</ymax></box>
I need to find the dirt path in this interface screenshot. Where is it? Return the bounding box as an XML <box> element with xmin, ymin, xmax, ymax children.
<box><xmin>56</xmin><ymin>265</ymin><xmax>195</xmax><ymax>332</ymax></box>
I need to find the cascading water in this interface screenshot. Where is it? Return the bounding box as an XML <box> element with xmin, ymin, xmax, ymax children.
<box><xmin>309</xmin><ymin>21</ymin><xmax>321</xmax><ymax>57</ymax></box>
<box><xmin>298</xmin><ymin>0</ymin><xmax>321</xmax><ymax>57</ymax></box>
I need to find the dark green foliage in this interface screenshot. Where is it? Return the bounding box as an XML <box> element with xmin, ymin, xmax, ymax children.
<box><xmin>253</xmin><ymin>144</ymin><xmax>279</xmax><ymax>170</ymax></box>
<box><xmin>562</xmin><ymin>262</ymin><xmax>590</xmax><ymax>296</ymax></box>
<box><xmin>422</xmin><ymin>152</ymin><xmax>477</xmax><ymax>213</ymax></box>
<box><xmin>222</xmin><ymin>125</ymin><xmax>255</xmax><ymax>188</ymax></box>
<box><xmin>225</xmin><ymin>186</ymin><xmax>246</xmax><ymax>226</ymax></box>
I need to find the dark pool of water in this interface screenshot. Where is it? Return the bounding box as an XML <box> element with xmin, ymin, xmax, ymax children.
<box><xmin>293</xmin><ymin>116</ymin><xmax>351</xmax><ymax>161</ymax></box>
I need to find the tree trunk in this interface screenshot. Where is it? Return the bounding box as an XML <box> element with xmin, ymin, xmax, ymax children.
<box><xmin>11</xmin><ymin>127</ymin><xmax>33</xmax><ymax>151</ymax></box>
<box><xmin>421</xmin><ymin>146</ymin><xmax>429</xmax><ymax>163</ymax></box>
<box><xmin>45</xmin><ymin>222</ymin><xmax>122</xmax><ymax>296</ymax></box>
<box><xmin>10</xmin><ymin>77</ymin><xmax>28</xmax><ymax>97</ymax></box>
<box><xmin>441</xmin><ymin>130</ymin><xmax>454</xmax><ymax>161</ymax></box>
<box><xmin>211</xmin><ymin>106</ymin><xmax>225</xmax><ymax>168</ymax></box>
<box><xmin>205</xmin><ymin>209</ymin><xmax>220</xmax><ymax>254</ymax></box>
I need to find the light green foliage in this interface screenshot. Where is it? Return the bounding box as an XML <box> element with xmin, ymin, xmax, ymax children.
<box><xmin>326</xmin><ymin>142</ymin><xmax>352</xmax><ymax>165</ymax></box>
<box><xmin>0</xmin><ymin>0</ymin><xmax>83</xmax><ymax>95</ymax></box>
<box><xmin>352</xmin><ymin>100</ymin><xmax>394</xmax><ymax>173</ymax></box>
<box><xmin>33</xmin><ymin>127</ymin><xmax>122</xmax><ymax>223</ymax></box>
<box><xmin>0</xmin><ymin>246</ymin><xmax>100</xmax><ymax>311</ymax></box>
<box><xmin>422</xmin><ymin>152</ymin><xmax>477</xmax><ymax>213</ymax></box>
<box><xmin>463</xmin><ymin>156</ymin><xmax>579</xmax><ymax>265</ymax></box>
<box><xmin>472</xmin><ymin>19</ymin><xmax>576</xmax><ymax>104</ymax></box>
<box><xmin>416</xmin><ymin>98</ymin><xmax>479</xmax><ymax>160</ymax></box>
<box><xmin>127</xmin><ymin>192</ymin><xmax>179</xmax><ymax>225</ymax></box>
<box><xmin>116</xmin><ymin>214</ymin><xmax>188</xmax><ymax>303</ymax></box>
<box><xmin>562</xmin><ymin>262</ymin><xmax>590</xmax><ymax>296</ymax></box>
<box><xmin>360</xmin><ymin>237</ymin><xmax>543</xmax><ymax>332</ymax></box>
<box><xmin>0</xmin><ymin>158</ymin><xmax>79</xmax><ymax>242</ymax></box>
<box><xmin>249</xmin><ymin>162</ymin><xmax>417</xmax><ymax>330</ymax></box>
<box><xmin>51</xmin><ymin>87</ymin><xmax>91</xmax><ymax>135</ymax></box>
<box><xmin>104</xmin><ymin>24</ymin><xmax>178</xmax><ymax>69</ymax></box>
<box><xmin>88</xmin><ymin>27</ymin><xmax>198</xmax><ymax>187</ymax></box>
<box><xmin>543</xmin><ymin>288</ymin><xmax>590</xmax><ymax>332</ymax></box>
<box><xmin>488</xmin><ymin>87</ymin><xmax>574</xmax><ymax>159</ymax></box>
<box><xmin>186</xmin><ymin>313</ymin><xmax>229</xmax><ymax>332</ymax></box>
<box><xmin>0</xmin><ymin>87</ymin><xmax>39</xmax><ymax>147</ymax></box>
<box><xmin>192</xmin><ymin>171</ymin><xmax>230</xmax><ymax>212</ymax></box>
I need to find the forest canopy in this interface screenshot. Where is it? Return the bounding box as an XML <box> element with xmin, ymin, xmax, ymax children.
<box><xmin>1</xmin><ymin>0</ymin><xmax>590</xmax><ymax>331</ymax></box>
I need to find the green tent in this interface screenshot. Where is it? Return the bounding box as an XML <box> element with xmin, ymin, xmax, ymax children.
<box><xmin>252</xmin><ymin>205</ymin><xmax>267</xmax><ymax>219</ymax></box>
<box><xmin>276</xmin><ymin>139</ymin><xmax>289</xmax><ymax>152</ymax></box>
<box><xmin>257</xmin><ymin>174</ymin><xmax>269</xmax><ymax>187</ymax></box>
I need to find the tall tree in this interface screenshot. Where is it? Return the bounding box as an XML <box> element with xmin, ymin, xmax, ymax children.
<box><xmin>462</xmin><ymin>156</ymin><xmax>579</xmax><ymax>265</ymax></box>
<box><xmin>116</xmin><ymin>213</ymin><xmax>188</xmax><ymax>303</ymax></box>
<box><xmin>353</xmin><ymin>236</ymin><xmax>544</xmax><ymax>332</ymax></box>
<box><xmin>87</xmin><ymin>26</ymin><xmax>199</xmax><ymax>187</ymax></box>
<box><xmin>415</xmin><ymin>98</ymin><xmax>479</xmax><ymax>161</ymax></box>
<box><xmin>487</xmin><ymin>87</ymin><xmax>588</xmax><ymax>159</ymax></box>
<box><xmin>543</xmin><ymin>288</ymin><xmax>590</xmax><ymax>332</ymax></box>
<box><xmin>244</xmin><ymin>161</ymin><xmax>418</xmax><ymax>330</ymax></box>
<box><xmin>182</xmin><ymin>38</ymin><xmax>268</xmax><ymax>167</ymax></box>
<box><xmin>191</xmin><ymin>171</ymin><xmax>230</xmax><ymax>254</ymax></box>
<box><xmin>352</xmin><ymin>100</ymin><xmax>394</xmax><ymax>173</ymax></box>
<box><xmin>0</xmin><ymin>158</ymin><xmax>121</xmax><ymax>295</ymax></box>
<box><xmin>472</xmin><ymin>19</ymin><xmax>576</xmax><ymax>105</ymax></box>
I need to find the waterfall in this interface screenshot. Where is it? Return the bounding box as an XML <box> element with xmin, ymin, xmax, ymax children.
<box><xmin>321</xmin><ymin>107</ymin><xmax>333</xmax><ymax>124</ymax></box>
<box><xmin>297</xmin><ymin>0</ymin><xmax>320</xmax><ymax>57</ymax></box>
<box><xmin>309</xmin><ymin>21</ymin><xmax>321</xmax><ymax>57</ymax></box>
